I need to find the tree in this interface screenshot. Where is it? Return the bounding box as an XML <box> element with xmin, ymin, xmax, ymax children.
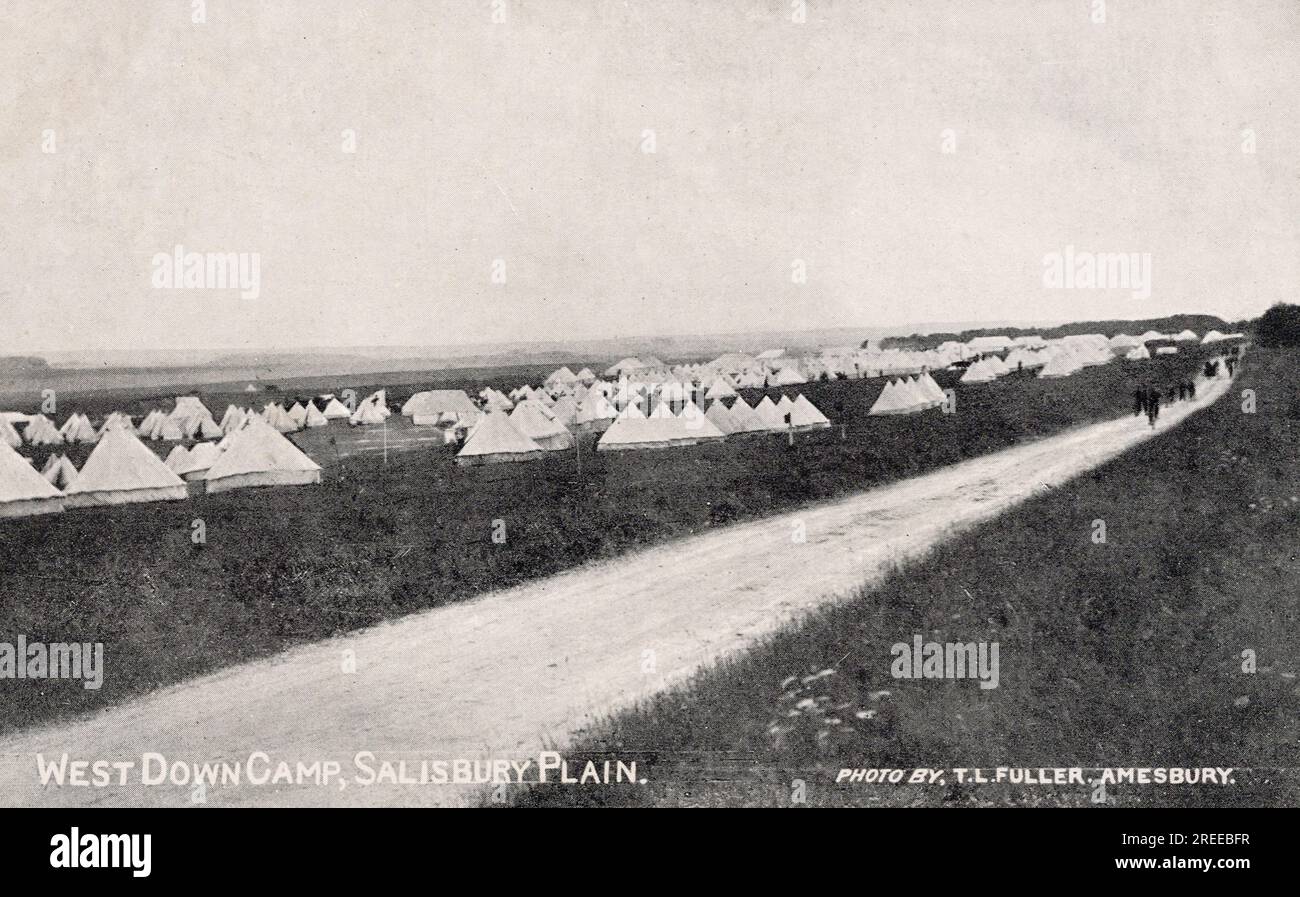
<box><xmin>1255</xmin><ymin>303</ymin><xmax>1300</xmax><ymax>347</ymax></box>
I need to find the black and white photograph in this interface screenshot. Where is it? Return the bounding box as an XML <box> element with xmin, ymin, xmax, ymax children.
<box><xmin>0</xmin><ymin>0</ymin><xmax>1296</xmax><ymax>866</ymax></box>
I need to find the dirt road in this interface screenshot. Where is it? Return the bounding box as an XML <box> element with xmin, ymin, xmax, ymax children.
<box><xmin>0</xmin><ymin>373</ymin><xmax>1233</xmax><ymax>807</ymax></box>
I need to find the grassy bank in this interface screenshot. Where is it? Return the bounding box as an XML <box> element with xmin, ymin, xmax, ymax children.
<box><xmin>507</xmin><ymin>347</ymin><xmax>1297</xmax><ymax>808</ymax></box>
<box><xmin>0</xmin><ymin>348</ymin><xmax>1220</xmax><ymax>736</ymax></box>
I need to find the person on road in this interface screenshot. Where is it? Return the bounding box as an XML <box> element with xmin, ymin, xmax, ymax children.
<box><xmin>1188</xmin><ymin>379</ymin><xmax>1196</xmax><ymax>399</ymax></box>
<box><xmin>1147</xmin><ymin>389</ymin><xmax>1160</xmax><ymax>427</ymax></box>
<box><xmin>1134</xmin><ymin>387</ymin><xmax>1147</xmax><ymax>416</ymax></box>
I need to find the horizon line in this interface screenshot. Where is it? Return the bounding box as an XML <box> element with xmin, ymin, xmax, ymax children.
<box><xmin>22</xmin><ymin>310</ymin><xmax>1248</xmax><ymax>359</ymax></box>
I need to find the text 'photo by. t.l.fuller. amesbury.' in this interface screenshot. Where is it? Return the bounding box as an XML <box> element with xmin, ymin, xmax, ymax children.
<box><xmin>1</xmin><ymin>0</ymin><xmax>1298</xmax><ymax>831</ymax></box>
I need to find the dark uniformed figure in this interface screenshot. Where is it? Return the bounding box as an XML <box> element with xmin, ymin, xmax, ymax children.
<box><xmin>1177</xmin><ymin>382</ymin><xmax>1187</xmax><ymax>401</ymax></box>
<box><xmin>1188</xmin><ymin>379</ymin><xmax>1196</xmax><ymax>399</ymax></box>
<box><xmin>1147</xmin><ymin>389</ymin><xmax>1161</xmax><ymax>427</ymax></box>
<box><xmin>1226</xmin><ymin>357</ymin><xmax>1236</xmax><ymax>376</ymax></box>
<box><xmin>1134</xmin><ymin>387</ymin><xmax>1147</xmax><ymax>416</ymax></box>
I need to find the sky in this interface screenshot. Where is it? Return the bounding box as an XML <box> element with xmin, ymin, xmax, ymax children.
<box><xmin>1</xmin><ymin>0</ymin><xmax>1297</xmax><ymax>353</ymax></box>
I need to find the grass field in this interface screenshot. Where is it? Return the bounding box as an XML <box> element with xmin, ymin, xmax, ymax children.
<box><xmin>505</xmin><ymin>347</ymin><xmax>1296</xmax><ymax>808</ymax></box>
<box><xmin>0</xmin><ymin>347</ymin><xmax>1226</xmax><ymax>736</ymax></box>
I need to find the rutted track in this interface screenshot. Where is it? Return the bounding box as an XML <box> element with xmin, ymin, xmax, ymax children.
<box><xmin>0</xmin><ymin>374</ymin><xmax>1233</xmax><ymax>807</ymax></box>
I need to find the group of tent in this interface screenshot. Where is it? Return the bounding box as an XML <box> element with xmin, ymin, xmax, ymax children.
<box><xmin>954</xmin><ymin>333</ymin><xmax>1151</xmax><ymax>384</ymax></box>
<box><xmin>543</xmin><ymin>366</ymin><xmax>599</xmax><ymax>388</ymax></box>
<box><xmin>399</xmin><ymin>386</ymin><xmax>621</xmax><ymax>445</ymax></box>
<box><xmin>868</xmin><ymin>374</ymin><xmax>948</xmax><ymax>415</ymax></box>
<box><xmin>1201</xmin><ymin>329</ymin><xmax>1246</xmax><ymax>344</ymax></box>
<box><xmin>499</xmin><ymin>379</ymin><xmax>635</xmax><ymax>432</ymax></box>
<box><xmin>517</xmin><ymin>368</ymin><xmax>806</xmax><ymax>424</ymax></box>
<box><xmin>598</xmin><ymin>354</ymin><xmax>817</xmax><ymax>391</ymax></box>
<box><xmin>2</xmin><ymin>412</ymin><xmax>110</xmax><ymax>447</ymax></box>
<box><xmin>0</xmin><ymin>404</ymin><xmax>323</xmax><ymax>519</ymax></box>
<box><xmin>519</xmin><ymin>329</ymin><xmax>1250</xmax><ymax>410</ymax></box>
<box><xmin>453</xmin><ymin>392</ymin><xmax>831</xmax><ymax>465</ymax></box>
<box><xmin>595</xmin><ymin>401</ymin><xmax>726</xmax><ymax>451</ymax></box>
<box><xmin>0</xmin><ymin>392</ymin><xmax>366</xmax><ymax>450</ymax></box>
<box><xmin>960</xmin><ymin>355</ymin><xmax>1014</xmax><ymax>384</ymax></box>
<box><xmin>402</xmin><ymin>390</ymin><xmax>483</xmax><ymax>429</ymax></box>
<box><xmin>451</xmin><ymin>398</ymin><xmax>576</xmax><ymax>465</ymax></box>
<box><xmin>237</xmin><ymin>393</ymin><xmax>381</xmax><ymax>433</ymax></box>
<box><xmin>466</xmin><ymin>326</ymin><xmax>1252</xmax><ymax>452</ymax></box>
<box><xmin>708</xmin><ymin>393</ymin><xmax>830</xmax><ymax>434</ymax></box>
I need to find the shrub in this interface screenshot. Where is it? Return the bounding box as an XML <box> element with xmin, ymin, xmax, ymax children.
<box><xmin>1254</xmin><ymin>303</ymin><xmax>1300</xmax><ymax>347</ymax></box>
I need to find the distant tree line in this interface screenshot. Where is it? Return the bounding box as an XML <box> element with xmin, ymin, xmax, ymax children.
<box><xmin>870</xmin><ymin>314</ymin><xmax>1231</xmax><ymax>351</ymax></box>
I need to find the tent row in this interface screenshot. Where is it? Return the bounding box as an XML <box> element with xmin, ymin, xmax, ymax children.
<box><xmin>869</xmin><ymin>374</ymin><xmax>947</xmax><ymax>415</ymax></box>
<box><xmin>454</xmin><ymin>393</ymin><xmax>831</xmax><ymax>465</ymax></box>
<box><xmin>536</xmin><ymin>343</ymin><xmax>957</xmax><ymax>394</ymax></box>
<box><xmin>8</xmin><ymin>391</ymin><xmax>383</xmax><ymax>451</ymax></box>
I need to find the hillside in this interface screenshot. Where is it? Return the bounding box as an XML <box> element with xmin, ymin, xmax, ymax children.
<box><xmin>0</xmin><ymin>356</ymin><xmax>49</xmax><ymax>375</ymax></box>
